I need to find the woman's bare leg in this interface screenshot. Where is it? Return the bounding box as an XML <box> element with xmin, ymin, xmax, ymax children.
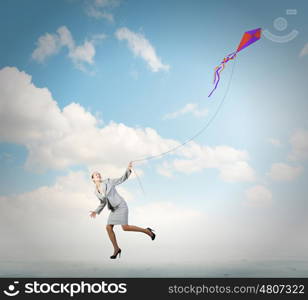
<box><xmin>106</xmin><ymin>224</ymin><xmax>120</xmax><ymax>254</ymax></box>
<box><xmin>121</xmin><ymin>225</ymin><xmax>153</xmax><ymax>237</ymax></box>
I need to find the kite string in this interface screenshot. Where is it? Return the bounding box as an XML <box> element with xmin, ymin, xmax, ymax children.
<box><xmin>131</xmin><ymin>166</ymin><xmax>146</xmax><ymax>197</ymax></box>
<box><xmin>130</xmin><ymin>57</ymin><xmax>238</xmax><ymax>197</ymax></box>
<box><xmin>131</xmin><ymin>56</ymin><xmax>238</xmax><ymax>165</ymax></box>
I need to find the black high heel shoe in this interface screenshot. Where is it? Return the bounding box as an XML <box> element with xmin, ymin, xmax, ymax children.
<box><xmin>110</xmin><ymin>248</ymin><xmax>121</xmax><ymax>259</ymax></box>
<box><xmin>147</xmin><ymin>227</ymin><xmax>156</xmax><ymax>240</ymax></box>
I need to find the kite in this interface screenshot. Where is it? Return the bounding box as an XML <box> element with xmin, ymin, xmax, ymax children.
<box><xmin>208</xmin><ymin>28</ymin><xmax>261</xmax><ymax>97</ymax></box>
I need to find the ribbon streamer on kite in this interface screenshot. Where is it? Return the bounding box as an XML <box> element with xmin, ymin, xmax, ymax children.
<box><xmin>208</xmin><ymin>28</ymin><xmax>261</xmax><ymax>97</ymax></box>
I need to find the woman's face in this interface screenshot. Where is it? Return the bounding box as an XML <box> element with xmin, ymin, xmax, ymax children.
<box><xmin>92</xmin><ymin>172</ymin><xmax>102</xmax><ymax>183</ymax></box>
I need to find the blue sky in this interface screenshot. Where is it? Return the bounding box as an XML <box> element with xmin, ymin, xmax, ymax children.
<box><xmin>0</xmin><ymin>0</ymin><xmax>308</xmax><ymax>270</ymax></box>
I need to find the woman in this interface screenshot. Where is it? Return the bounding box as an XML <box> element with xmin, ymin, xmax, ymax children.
<box><xmin>90</xmin><ymin>161</ymin><xmax>156</xmax><ymax>259</ymax></box>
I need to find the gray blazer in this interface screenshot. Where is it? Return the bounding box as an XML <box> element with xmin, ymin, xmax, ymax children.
<box><xmin>94</xmin><ymin>168</ymin><xmax>132</xmax><ymax>215</ymax></box>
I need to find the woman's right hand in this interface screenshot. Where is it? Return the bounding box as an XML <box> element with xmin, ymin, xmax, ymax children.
<box><xmin>90</xmin><ymin>211</ymin><xmax>97</xmax><ymax>218</ymax></box>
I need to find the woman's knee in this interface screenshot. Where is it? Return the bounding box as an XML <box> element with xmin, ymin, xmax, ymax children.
<box><xmin>106</xmin><ymin>224</ymin><xmax>114</xmax><ymax>231</ymax></box>
<box><xmin>121</xmin><ymin>224</ymin><xmax>129</xmax><ymax>231</ymax></box>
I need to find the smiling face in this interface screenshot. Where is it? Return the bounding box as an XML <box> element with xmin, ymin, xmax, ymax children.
<box><xmin>91</xmin><ymin>171</ymin><xmax>102</xmax><ymax>183</ymax></box>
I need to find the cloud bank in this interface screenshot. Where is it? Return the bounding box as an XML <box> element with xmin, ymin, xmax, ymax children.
<box><xmin>0</xmin><ymin>66</ymin><xmax>255</xmax><ymax>184</ymax></box>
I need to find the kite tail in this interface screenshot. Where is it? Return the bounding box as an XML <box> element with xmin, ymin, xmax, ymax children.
<box><xmin>208</xmin><ymin>66</ymin><xmax>222</xmax><ymax>97</ymax></box>
<box><xmin>213</xmin><ymin>66</ymin><xmax>219</xmax><ymax>84</ymax></box>
<box><xmin>208</xmin><ymin>52</ymin><xmax>237</xmax><ymax>98</ymax></box>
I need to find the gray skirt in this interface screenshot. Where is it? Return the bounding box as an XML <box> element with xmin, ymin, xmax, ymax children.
<box><xmin>107</xmin><ymin>200</ymin><xmax>128</xmax><ymax>225</ymax></box>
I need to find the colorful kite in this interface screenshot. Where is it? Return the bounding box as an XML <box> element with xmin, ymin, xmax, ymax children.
<box><xmin>208</xmin><ymin>28</ymin><xmax>261</xmax><ymax>97</ymax></box>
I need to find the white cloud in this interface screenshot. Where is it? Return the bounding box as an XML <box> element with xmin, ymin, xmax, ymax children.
<box><xmin>244</xmin><ymin>185</ymin><xmax>272</xmax><ymax>207</ymax></box>
<box><xmin>288</xmin><ymin>129</ymin><xmax>308</xmax><ymax>161</ymax></box>
<box><xmin>69</xmin><ymin>40</ymin><xmax>95</xmax><ymax>65</ymax></box>
<box><xmin>299</xmin><ymin>43</ymin><xmax>308</xmax><ymax>57</ymax></box>
<box><xmin>85</xmin><ymin>5</ymin><xmax>114</xmax><ymax>21</ymax></box>
<box><xmin>156</xmin><ymin>161</ymin><xmax>173</xmax><ymax>178</ymax></box>
<box><xmin>267</xmin><ymin>138</ymin><xmax>282</xmax><ymax>147</ymax></box>
<box><xmin>57</xmin><ymin>26</ymin><xmax>75</xmax><ymax>50</ymax></box>
<box><xmin>268</xmin><ymin>162</ymin><xmax>303</xmax><ymax>181</ymax></box>
<box><xmin>85</xmin><ymin>0</ymin><xmax>120</xmax><ymax>22</ymax></box>
<box><xmin>219</xmin><ymin>161</ymin><xmax>256</xmax><ymax>182</ymax></box>
<box><xmin>0</xmin><ymin>66</ymin><xmax>255</xmax><ymax>184</ymax></box>
<box><xmin>0</xmin><ymin>67</ymin><xmax>178</xmax><ymax>172</ymax></box>
<box><xmin>31</xmin><ymin>26</ymin><xmax>106</xmax><ymax>71</ymax></box>
<box><xmin>94</xmin><ymin>0</ymin><xmax>119</xmax><ymax>6</ymax></box>
<box><xmin>163</xmin><ymin>103</ymin><xmax>208</xmax><ymax>120</ymax></box>
<box><xmin>115</xmin><ymin>27</ymin><xmax>170</xmax><ymax>72</ymax></box>
<box><xmin>31</xmin><ymin>33</ymin><xmax>61</xmax><ymax>63</ymax></box>
<box><xmin>158</xmin><ymin>143</ymin><xmax>256</xmax><ymax>182</ymax></box>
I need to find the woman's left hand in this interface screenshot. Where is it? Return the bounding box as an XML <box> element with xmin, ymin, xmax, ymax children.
<box><xmin>90</xmin><ymin>211</ymin><xmax>97</xmax><ymax>218</ymax></box>
<box><xmin>128</xmin><ymin>161</ymin><xmax>133</xmax><ymax>170</ymax></box>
